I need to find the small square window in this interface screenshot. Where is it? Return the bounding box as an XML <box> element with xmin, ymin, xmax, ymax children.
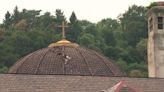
<box><xmin>158</xmin><ymin>24</ymin><xmax>163</xmax><ymax>29</ymax></box>
<box><xmin>158</xmin><ymin>17</ymin><xmax>163</xmax><ymax>23</ymax></box>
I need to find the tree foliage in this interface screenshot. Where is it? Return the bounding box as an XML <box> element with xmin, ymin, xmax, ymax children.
<box><xmin>0</xmin><ymin>5</ymin><xmax>148</xmax><ymax>77</ymax></box>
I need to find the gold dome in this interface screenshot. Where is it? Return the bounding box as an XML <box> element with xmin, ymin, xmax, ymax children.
<box><xmin>48</xmin><ymin>39</ymin><xmax>79</xmax><ymax>48</ymax></box>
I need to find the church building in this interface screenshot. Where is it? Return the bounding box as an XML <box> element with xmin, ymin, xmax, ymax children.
<box><xmin>0</xmin><ymin>1</ymin><xmax>164</xmax><ymax>92</ymax></box>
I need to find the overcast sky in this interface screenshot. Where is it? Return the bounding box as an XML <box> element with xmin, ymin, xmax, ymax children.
<box><xmin>0</xmin><ymin>0</ymin><xmax>161</xmax><ymax>23</ymax></box>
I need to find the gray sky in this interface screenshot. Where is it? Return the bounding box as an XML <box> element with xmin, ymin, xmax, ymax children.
<box><xmin>0</xmin><ymin>0</ymin><xmax>161</xmax><ymax>23</ymax></box>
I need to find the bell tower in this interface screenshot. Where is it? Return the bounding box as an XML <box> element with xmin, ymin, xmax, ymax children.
<box><xmin>147</xmin><ymin>2</ymin><xmax>164</xmax><ymax>78</ymax></box>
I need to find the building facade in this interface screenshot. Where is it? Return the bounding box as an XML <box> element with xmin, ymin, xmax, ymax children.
<box><xmin>147</xmin><ymin>3</ymin><xmax>164</xmax><ymax>78</ymax></box>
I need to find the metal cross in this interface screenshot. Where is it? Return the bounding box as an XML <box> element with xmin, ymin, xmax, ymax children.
<box><xmin>56</xmin><ymin>21</ymin><xmax>69</xmax><ymax>39</ymax></box>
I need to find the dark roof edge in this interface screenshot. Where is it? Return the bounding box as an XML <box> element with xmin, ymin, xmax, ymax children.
<box><xmin>1</xmin><ymin>73</ymin><xmax>164</xmax><ymax>80</ymax></box>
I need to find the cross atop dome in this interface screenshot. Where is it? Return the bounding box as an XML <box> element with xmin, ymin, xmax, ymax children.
<box><xmin>48</xmin><ymin>21</ymin><xmax>79</xmax><ymax>48</ymax></box>
<box><xmin>56</xmin><ymin>21</ymin><xmax>69</xmax><ymax>39</ymax></box>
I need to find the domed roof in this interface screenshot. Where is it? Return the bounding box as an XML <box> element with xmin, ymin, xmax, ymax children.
<box><xmin>8</xmin><ymin>39</ymin><xmax>123</xmax><ymax>76</ymax></box>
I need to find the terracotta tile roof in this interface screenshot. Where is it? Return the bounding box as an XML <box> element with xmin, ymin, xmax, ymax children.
<box><xmin>0</xmin><ymin>74</ymin><xmax>164</xmax><ymax>92</ymax></box>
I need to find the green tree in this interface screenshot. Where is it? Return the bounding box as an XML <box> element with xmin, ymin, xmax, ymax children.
<box><xmin>39</xmin><ymin>12</ymin><xmax>55</xmax><ymax>30</ymax></box>
<box><xmin>55</xmin><ymin>9</ymin><xmax>66</xmax><ymax>24</ymax></box>
<box><xmin>15</xmin><ymin>19</ymin><xmax>28</xmax><ymax>31</ymax></box>
<box><xmin>19</xmin><ymin>9</ymin><xmax>41</xmax><ymax>29</ymax></box>
<box><xmin>115</xmin><ymin>5</ymin><xmax>148</xmax><ymax>66</ymax></box>
<box><xmin>69</xmin><ymin>12</ymin><xmax>77</xmax><ymax>23</ymax></box>
<box><xmin>127</xmin><ymin>63</ymin><xmax>147</xmax><ymax>77</ymax></box>
<box><xmin>12</xmin><ymin>6</ymin><xmax>20</xmax><ymax>24</ymax></box>
<box><xmin>120</xmin><ymin>5</ymin><xmax>147</xmax><ymax>47</ymax></box>
<box><xmin>97</xmin><ymin>18</ymin><xmax>119</xmax><ymax>46</ymax></box>
<box><xmin>68</xmin><ymin>12</ymin><xmax>82</xmax><ymax>42</ymax></box>
<box><xmin>136</xmin><ymin>39</ymin><xmax>147</xmax><ymax>63</ymax></box>
<box><xmin>78</xmin><ymin>33</ymin><xmax>95</xmax><ymax>47</ymax></box>
<box><xmin>3</xmin><ymin>11</ymin><xmax>12</xmax><ymax>28</ymax></box>
<box><xmin>54</xmin><ymin>9</ymin><xmax>66</xmax><ymax>35</ymax></box>
<box><xmin>0</xmin><ymin>29</ymin><xmax>4</xmax><ymax>42</ymax></box>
